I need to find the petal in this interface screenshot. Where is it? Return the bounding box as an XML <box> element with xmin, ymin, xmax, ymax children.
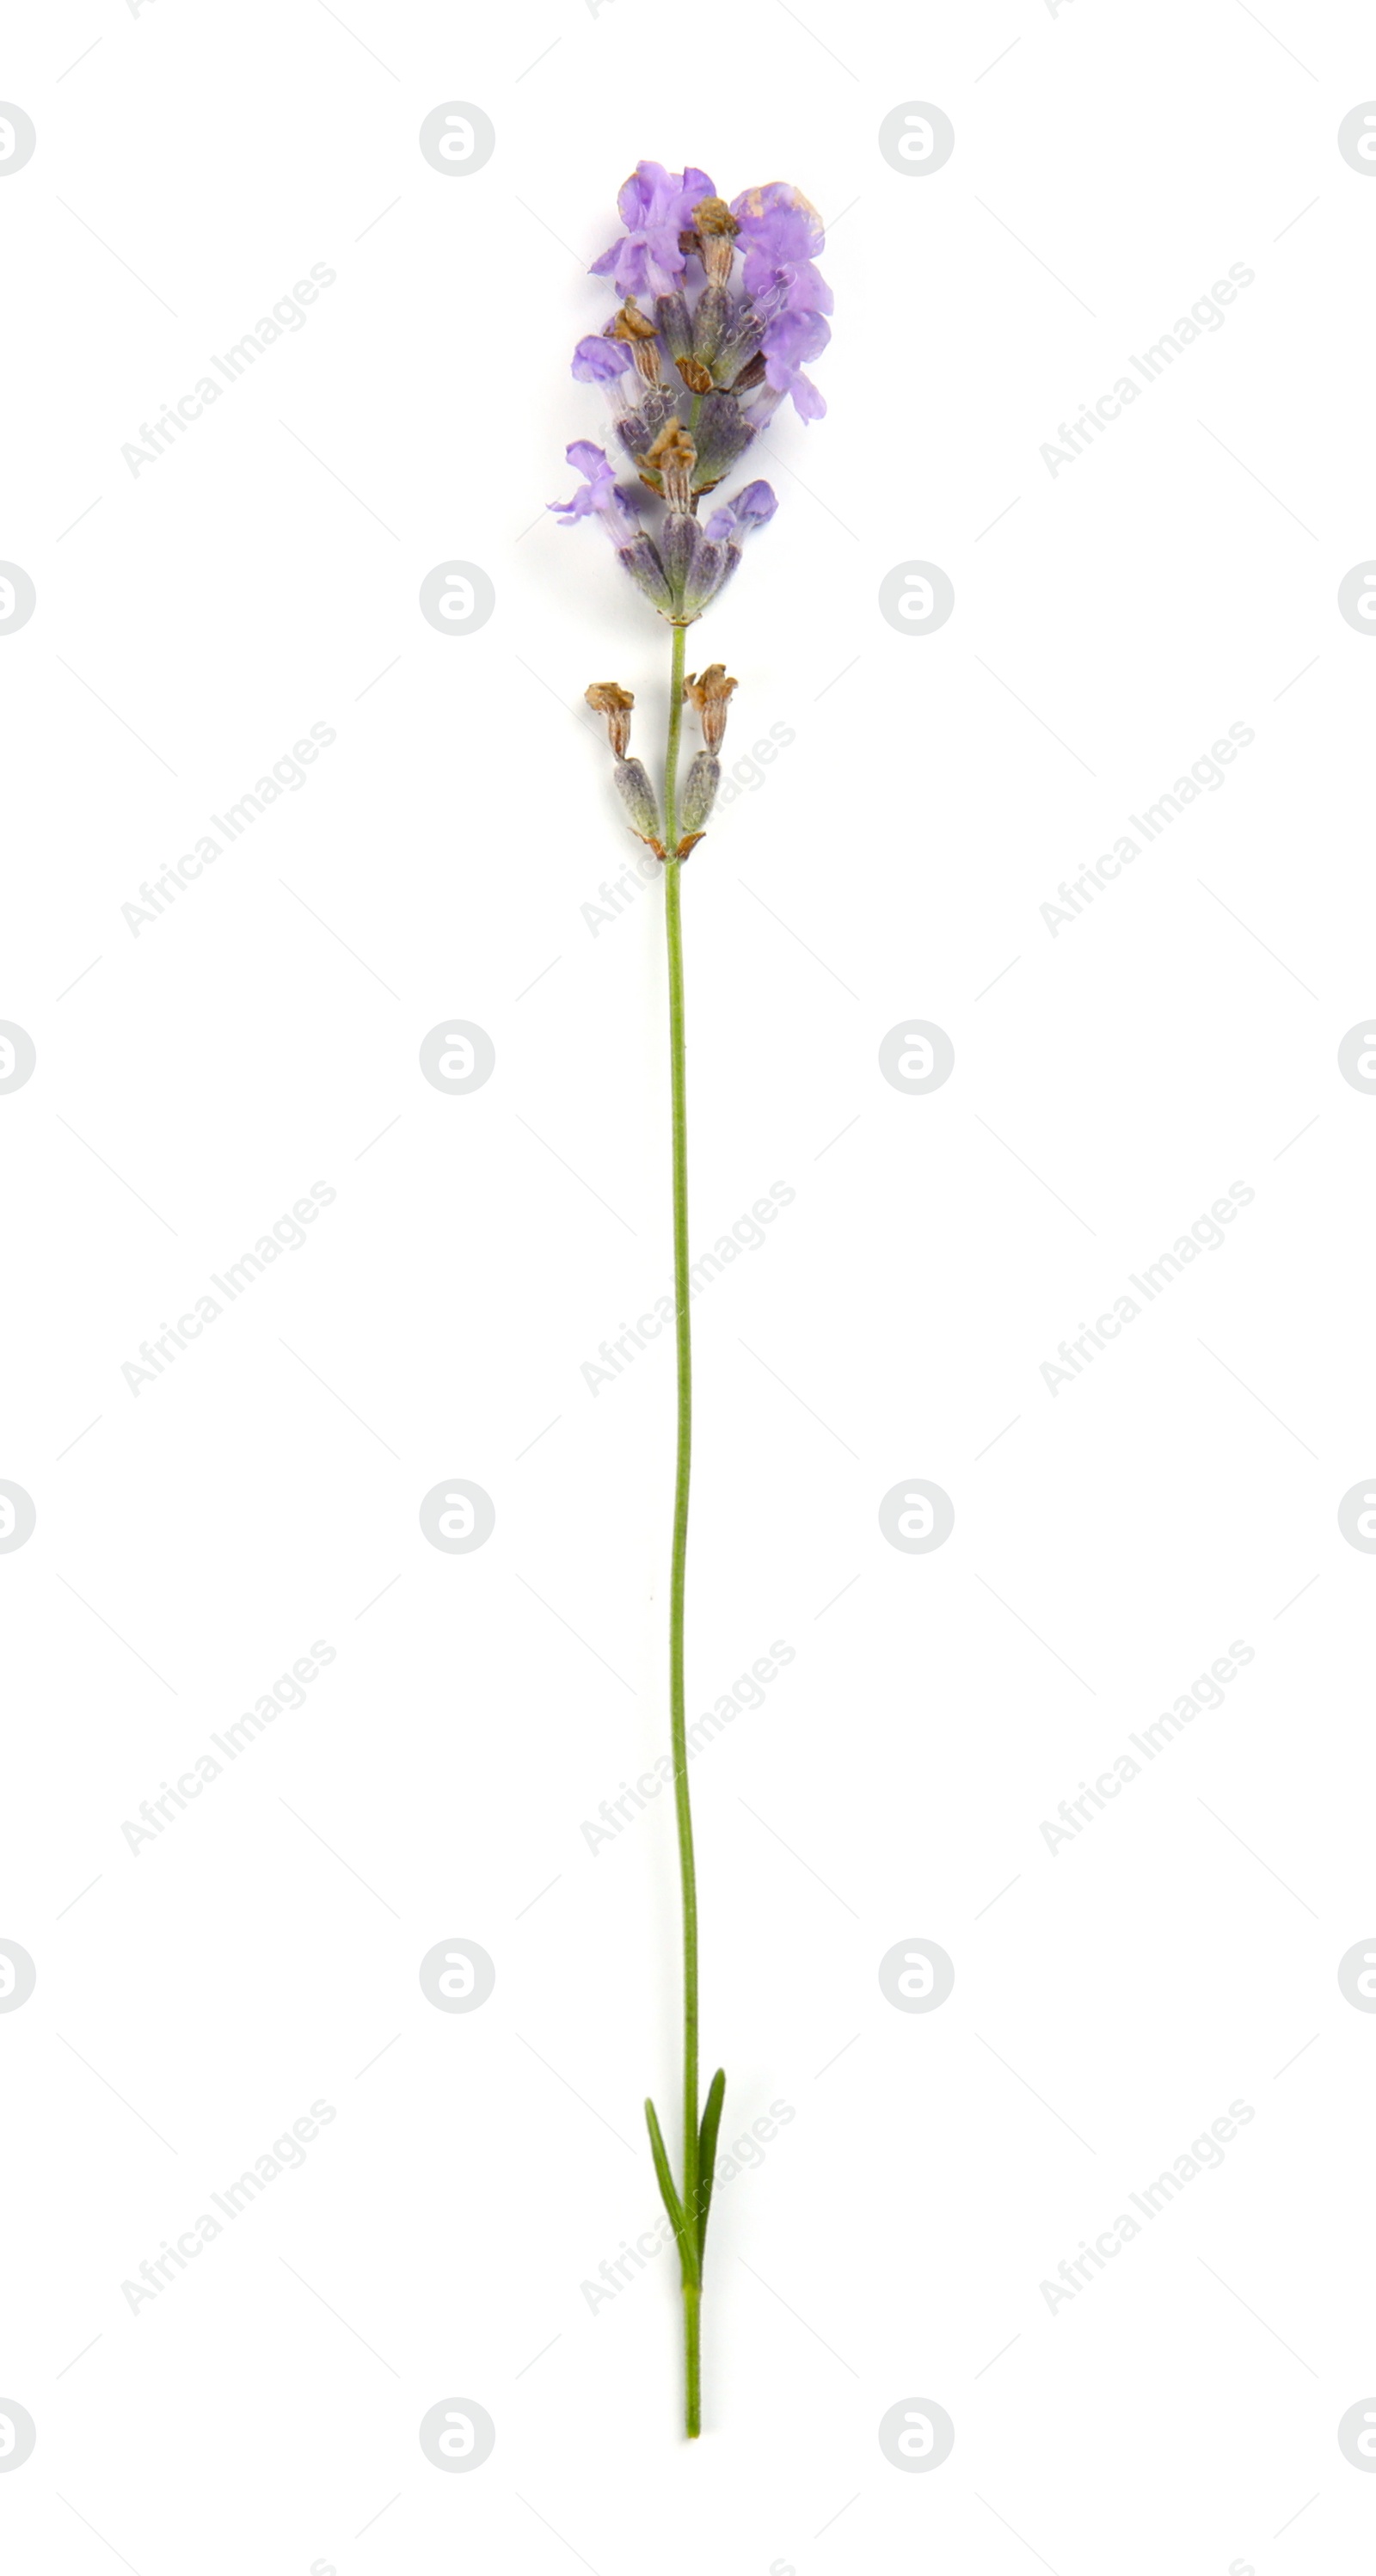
<box><xmin>567</xmin><ymin>439</ymin><xmax>609</xmax><ymax>477</ymax></box>
<box><xmin>733</xmin><ymin>478</ymin><xmax>777</xmax><ymax>526</ymax></box>
<box><xmin>572</xmin><ymin>334</ymin><xmax>631</xmax><ymax>381</ymax></box>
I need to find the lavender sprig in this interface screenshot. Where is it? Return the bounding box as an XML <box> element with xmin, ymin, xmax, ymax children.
<box><xmin>554</xmin><ymin>161</ymin><xmax>830</xmax><ymax>2441</ymax></box>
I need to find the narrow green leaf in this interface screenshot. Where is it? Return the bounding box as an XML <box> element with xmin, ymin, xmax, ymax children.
<box><xmin>696</xmin><ymin>2069</ymin><xmax>728</xmax><ymax>2259</ymax></box>
<box><xmin>644</xmin><ymin>2096</ymin><xmax>686</xmax><ymax>2244</ymax></box>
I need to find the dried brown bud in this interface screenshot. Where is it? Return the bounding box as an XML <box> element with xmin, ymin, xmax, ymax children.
<box><xmin>611</xmin><ymin>298</ymin><xmax>661</xmax><ymax>382</ymax></box>
<box><xmin>684</xmin><ymin>663</ymin><xmax>738</xmax><ymax>753</ymax></box>
<box><xmin>691</xmin><ymin>196</ymin><xmax>740</xmax><ymax>284</ymax></box>
<box><xmin>611</xmin><ymin>298</ymin><xmax>659</xmax><ymax>340</ymax></box>
<box><xmin>675</xmin><ymin>354</ymin><xmax>715</xmax><ymax>396</ymax></box>
<box><xmin>585</xmin><ymin>681</ymin><xmax>635</xmax><ymax>759</ymax></box>
<box><xmin>641</xmin><ymin>419</ymin><xmax>697</xmax><ymax>513</ymax></box>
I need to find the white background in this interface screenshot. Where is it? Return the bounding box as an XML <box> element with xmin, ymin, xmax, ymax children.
<box><xmin>2</xmin><ymin>2</ymin><xmax>1375</xmax><ymax>2570</ymax></box>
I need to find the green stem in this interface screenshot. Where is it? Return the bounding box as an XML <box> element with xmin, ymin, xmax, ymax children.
<box><xmin>665</xmin><ymin>619</ymin><xmax>688</xmax><ymax>855</ymax></box>
<box><xmin>663</xmin><ymin>617</ymin><xmax>701</xmax><ymax>2437</ymax></box>
<box><xmin>683</xmin><ymin>2280</ymin><xmax>701</xmax><ymax>2442</ymax></box>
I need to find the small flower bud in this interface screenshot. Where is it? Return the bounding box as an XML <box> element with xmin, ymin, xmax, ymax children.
<box><xmin>660</xmin><ymin>512</ymin><xmax>698</xmax><ymax>600</ymax></box>
<box><xmin>687</xmin><ymin>390</ymin><xmax>754</xmax><ymax>490</ymax></box>
<box><xmin>613</xmin><ymin>757</ymin><xmax>665</xmax><ymax>851</ymax></box>
<box><xmin>676</xmin><ymin>354</ymin><xmax>716</xmax><ymax>396</ymax></box>
<box><xmin>685</xmin><ymin>664</ymin><xmax>738</xmax><ymax>753</ymax></box>
<box><xmin>617</xmin><ymin>534</ymin><xmax>674</xmax><ymax>611</ymax></box>
<box><xmin>585</xmin><ymin>681</ymin><xmax>635</xmax><ymax>758</ymax></box>
<box><xmin>654</xmin><ymin>292</ymin><xmax>692</xmax><ymax>363</ymax></box>
<box><xmin>692</xmin><ymin>282</ymin><xmax>731</xmax><ymax>367</ymax></box>
<box><xmin>679</xmin><ymin>751</ymin><xmax>720</xmax><ymax>836</ymax></box>
<box><xmin>640</xmin><ymin>419</ymin><xmax>697</xmax><ymax>513</ymax></box>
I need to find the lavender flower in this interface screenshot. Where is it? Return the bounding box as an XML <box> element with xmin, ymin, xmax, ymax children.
<box><xmin>731</xmin><ymin>181</ymin><xmax>832</xmax><ymax>420</ymax></box>
<box><xmin>591</xmin><ymin>161</ymin><xmax>716</xmax><ymax>298</ymax></box>
<box><xmin>554</xmin><ymin>163</ymin><xmax>829</xmax><ymax>622</ymax></box>
<box><xmin>703</xmin><ymin>480</ymin><xmax>778</xmax><ymax>544</ymax></box>
<box><xmin>571</xmin><ymin>334</ymin><xmax>634</xmax><ymax>386</ymax></box>
<box><xmin>549</xmin><ymin>440</ymin><xmax>640</xmax><ymax>542</ymax></box>
<box><xmin>731</xmin><ymin>181</ymin><xmax>829</xmax><ymax>303</ymax></box>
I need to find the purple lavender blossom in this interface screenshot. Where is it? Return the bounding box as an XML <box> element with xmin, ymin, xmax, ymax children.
<box><xmin>549</xmin><ymin>441</ymin><xmax>642</xmax><ymax>544</ymax></box>
<box><xmin>572</xmin><ymin>333</ymin><xmax>634</xmax><ymax>384</ymax></box>
<box><xmin>759</xmin><ymin>304</ymin><xmax>831</xmax><ymax>420</ymax></box>
<box><xmin>731</xmin><ymin>181</ymin><xmax>832</xmax><ymax>420</ymax></box>
<box><xmin>730</xmin><ymin>181</ymin><xmax>828</xmax><ymax>303</ymax></box>
<box><xmin>556</xmin><ymin>167</ymin><xmax>828</xmax><ymax>615</ymax></box>
<box><xmin>591</xmin><ymin>162</ymin><xmax>716</xmax><ymax>299</ymax></box>
<box><xmin>703</xmin><ymin>482</ymin><xmax>778</xmax><ymax>544</ymax></box>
